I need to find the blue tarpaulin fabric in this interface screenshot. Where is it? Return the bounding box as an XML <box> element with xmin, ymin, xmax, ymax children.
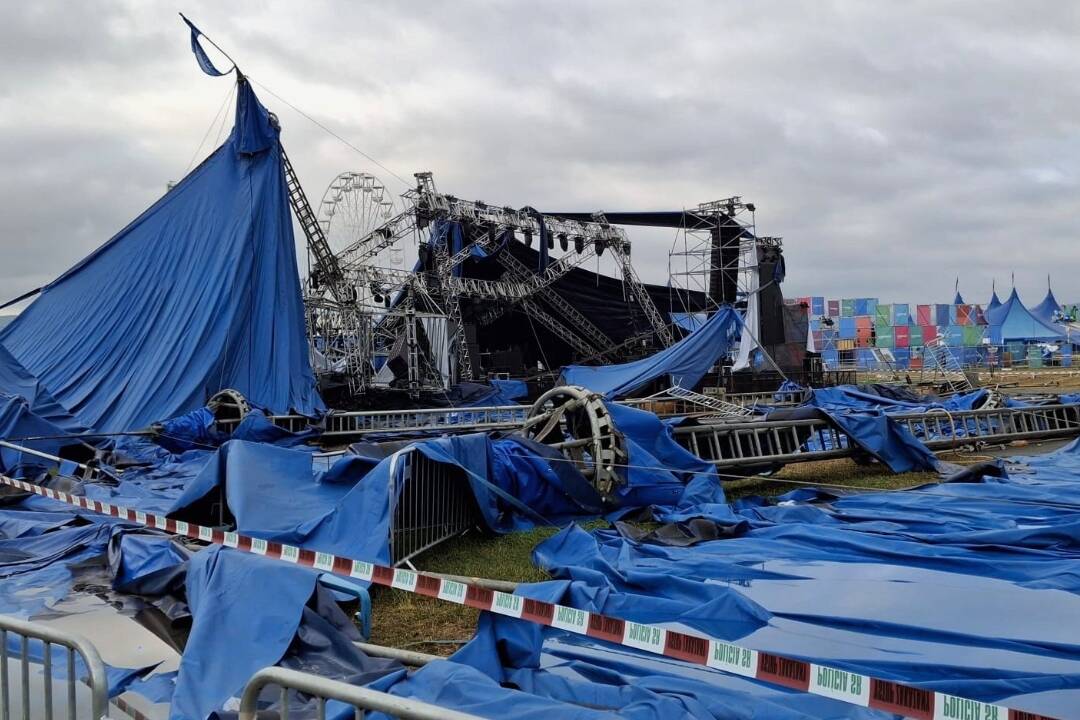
<box><xmin>560</xmin><ymin>307</ymin><xmax>740</xmax><ymax>398</ymax></box>
<box><xmin>0</xmin><ymin>79</ymin><xmax>324</xmax><ymax>432</ymax></box>
<box><xmin>490</xmin><ymin>378</ymin><xmax>528</xmax><ymax>401</ymax></box>
<box><xmin>814</xmin><ymin>410</ymin><xmax>937</xmax><ymax>473</ymax></box>
<box><xmin>454</xmin><ymin>381</ymin><xmax>526</xmax><ymax>407</ymax></box>
<box><xmin>4</xmin><ymin>406</ymin><xmax>1080</xmax><ymax>715</ymax></box>
<box><xmin>809</xmin><ymin>385</ymin><xmax>988</xmax><ymax>415</ymax></box>
<box><xmin>669</xmin><ymin>311</ymin><xmax>707</xmax><ymax>332</ymax></box>
<box><xmin>0</xmin><ymin>393</ymin><xmax>82</xmax><ymax>477</ymax></box>
<box><xmin>171</xmin><ymin>546</ymin><xmax>370</xmax><ymax>720</ymax></box>
<box><xmin>179</xmin><ymin>14</ymin><xmax>234</xmax><ymax>77</ymax></box>
<box><xmin>167</xmin><ymin>439</ymin><xmax>395</xmax><ymax>564</ymax></box>
<box><xmin>607</xmin><ymin>403</ymin><xmax>721</xmax><ymax>509</ymax></box>
<box><xmin>792</xmin><ymin>385</ymin><xmax>986</xmax><ymax>472</ymax></box>
<box><xmin>0</xmin><ymin>346</ymin><xmax>85</xmax><ymax>432</ymax></box>
<box><xmin>490</xmin><ymin>442</ymin><xmax>1080</xmax><ymax>718</ymax></box>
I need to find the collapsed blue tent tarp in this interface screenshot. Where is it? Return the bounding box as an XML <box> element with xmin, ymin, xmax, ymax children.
<box><xmin>560</xmin><ymin>307</ymin><xmax>740</xmax><ymax>398</ymax></box>
<box><xmin>986</xmin><ymin>289</ymin><xmax>1064</xmax><ymax>343</ymax></box>
<box><xmin>472</xmin><ymin>443</ymin><xmax>1080</xmax><ymax>718</ymax></box>
<box><xmin>0</xmin><ymin>78</ymin><xmax>324</xmax><ymax>432</ymax></box>
<box><xmin>0</xmin><ymin>346</ymin><xmax>85</xmax><ymax>432</ymax></box>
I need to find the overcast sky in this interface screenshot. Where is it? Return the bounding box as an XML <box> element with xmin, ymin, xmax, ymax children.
<box><xmin>2</xmin><ymin>1</ymin><xmax>1078</xmax><ymax>309</ymax></box>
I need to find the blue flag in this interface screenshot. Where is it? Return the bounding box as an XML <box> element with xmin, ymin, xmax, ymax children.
<box><xmin>180</xmin><ymin>14</ymin><xmax>234</xmax><ymax>77</ymax></box>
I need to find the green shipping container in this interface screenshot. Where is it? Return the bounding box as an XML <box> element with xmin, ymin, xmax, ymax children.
<box><xmin>910</xmin><ymin>326</ymin><xmax>923</xmax><ymax>344</ymax></box>
<box><xmin>841</xmin><ymin>299</ymin><xmax>855</xmax><ymax>317</ymax></box>
<box><xmin>962</xmin><ymin>326</ymin><xmax>982</xmax><ymax>346</ymax></box>
<box><xmin>876</xmin><ymin>330</ymin><xmax>893</xmax><ymax>348</ymax></box>
<box><xmin>876</xmin><ymin>304</ymin><xmax>891</xmax><ymax>325</ymax></box>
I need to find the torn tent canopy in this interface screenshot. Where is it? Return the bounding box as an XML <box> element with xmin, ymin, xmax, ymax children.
<box><xmin>560</xmin><ymin>307</ymin><xmax>740</xmax><ymax>398</ymax></box>
<box><xmin>0</xmin><ymin>78</ymin><xmax>323</xmax><ymax>432</ymax></box>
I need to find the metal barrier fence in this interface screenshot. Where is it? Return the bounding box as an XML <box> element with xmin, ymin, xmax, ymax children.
<box><xmin>0</xmin><ymin>615</ymin><xmax>108</xmax><ymax>720</ymax></box>
<box><xmin>305</xmin><ymin>449</ymin><xmax>481</xmax><ymax>566</ymax></box>
<box><xmin>389</xmin><ymin>450</ymin><xmax>481</xmax><ymax>566</ymax></box>
<box><xmin>239</xmin><ymin>666</ymin><xmax>482</xmax><ymax>720</ymax></box>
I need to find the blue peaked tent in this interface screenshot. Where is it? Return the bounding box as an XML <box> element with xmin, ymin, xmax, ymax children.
<box><xmin>0</xmin><ymin>78</ymin><xmax>324</xmax><ymax>432</ymax></box>
<box><xmin>986</xmin><ymin>289</ymin><xmax>1064</xmax><ymax>344</ymax></box>
<box><xmin>987</xmin><ymin>289</ymin><xmax>1002</xmax><ymax>314</ymax></box>
<box><xmin>1032</xmin><ymin>286</ymin><xmax>1063</xmax><ymax>325</ymax></box>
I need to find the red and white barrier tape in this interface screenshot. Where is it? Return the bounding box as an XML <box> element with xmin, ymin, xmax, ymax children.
<box><xmin>1</xmin><ymin>475</ymin><xmax>1057</xmax><ymax>720</ymax></box>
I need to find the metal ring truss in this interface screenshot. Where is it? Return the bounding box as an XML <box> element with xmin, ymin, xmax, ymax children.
<box><xmin>208</xmin><ymin>388</ymin><xmax>251</xmax><ymax>429</ymax></box>
<box><xmin>318</xmin><ymin>172</ymin><xmax>399</xmax><ymax>266</ymax></box>
<box><xmin>521</xmin><ymin>385</ymin><xmax>627</xmax><ymax>499</ymax></box>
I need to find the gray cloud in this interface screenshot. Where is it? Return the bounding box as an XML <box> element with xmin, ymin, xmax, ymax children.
<box><xmin>1</xmin><ymin>0</ymin><xmax>1078</xmax><ymax>311</ymax></box>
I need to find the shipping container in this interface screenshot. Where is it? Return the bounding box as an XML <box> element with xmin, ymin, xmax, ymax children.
<box><xmin>892</xmin><ymin>303</ymin><xmax>910</xmax><ymax>325</ymax></box>
<box><xmin>894</xmin><ymin>325</ymin><xmax>910</xmax><ymax>348</ymax></box>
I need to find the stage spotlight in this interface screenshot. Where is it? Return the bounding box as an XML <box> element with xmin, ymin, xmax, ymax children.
<box><xmin>558</xmin><ymin>233</ymin><xmax>569</xmax><ymax>251</ymax></box>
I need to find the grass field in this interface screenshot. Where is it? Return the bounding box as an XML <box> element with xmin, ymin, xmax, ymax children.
<box><xmin>366</xmin><ymin>457</ymin><xmax>942</xmax><ymax>653</ymax></box>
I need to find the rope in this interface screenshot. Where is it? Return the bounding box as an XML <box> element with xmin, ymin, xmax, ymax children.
<box><xmin>247</xmin><ymin>77</ymin><xmax>412</xmax><ymax>188</ymax></box>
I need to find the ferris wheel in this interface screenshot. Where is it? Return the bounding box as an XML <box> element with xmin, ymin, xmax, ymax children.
<box><xmin>317</xmin><ymin>171</ymin><xmax>402</xmax><ymax>267</ymax></box>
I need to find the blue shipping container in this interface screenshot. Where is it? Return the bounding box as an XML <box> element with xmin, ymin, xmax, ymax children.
<box><xmin>892</xmin><ymin>303</ymin><xmax>910</xmax><ymax>325</ymax></box>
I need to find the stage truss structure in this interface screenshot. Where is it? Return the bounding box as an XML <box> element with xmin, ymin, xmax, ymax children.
<box><xmin>287</xmin><ymin>152</ymin><xmax>745</xmax><ymax>397</ymax></box>
<box><xmin>666</xmin><ymin>198</ymin><xmax>782</xmax><ymax>367</ymax></box>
